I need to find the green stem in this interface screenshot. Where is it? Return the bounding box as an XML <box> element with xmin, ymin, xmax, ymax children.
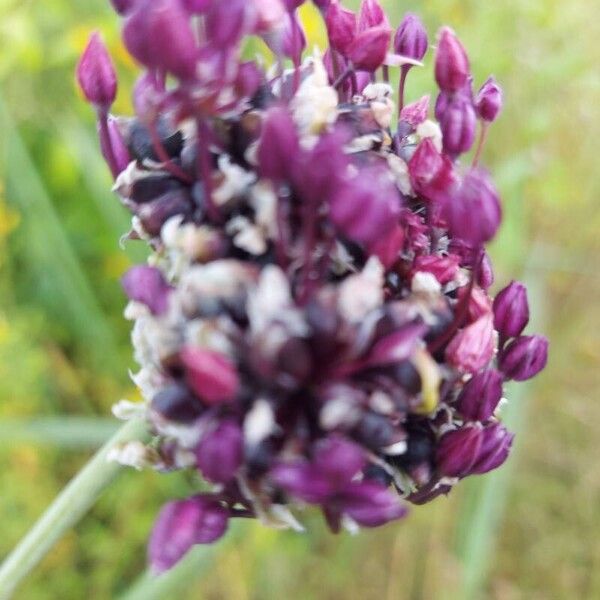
<box><xmin>0</xmin><ymin>418</ymin><xmax>149</xmax><ymax>599</ymax></box>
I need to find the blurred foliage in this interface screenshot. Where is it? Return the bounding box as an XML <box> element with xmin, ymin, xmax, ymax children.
<box><xmin>0</xmin><ymin>0</ymin><xmax>599</xmax><ymax>598</ymax></box>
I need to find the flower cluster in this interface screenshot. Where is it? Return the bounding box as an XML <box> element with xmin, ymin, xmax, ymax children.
<box><xmin>77</xmin><ymin>0</ymin><xmax>548</xmax><ymax>573</ymax></box>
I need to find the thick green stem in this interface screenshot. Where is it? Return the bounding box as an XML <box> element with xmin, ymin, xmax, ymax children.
<box><xmin>0</xmin><ymin>418</ymin><xmax>149</xmax><ymax>599</ymax></box>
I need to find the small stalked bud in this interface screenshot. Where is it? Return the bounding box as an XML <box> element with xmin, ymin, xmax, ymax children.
<box><xmin>358</xmin><ymin>0</ymin><xmax>389</xmax><ymax>32</ymax></box>
<box><xmin>436</xmin><ymin>426</ymin><xmax>483</xmax><ymax>478</ymax></box>
<box><xmin>434</xmin><ymin>27</ymin><xmax>470</xmax><ymax>93</ymax></box>
<box><xmin>257</xmin><ymin>106</ymin><xmax>300</xmax><ymax>181</ymax></box>
<box><xmin>443</xmin><ymin>168</ymin><xmax>501</xmax><ymax>246</ymax></box>
<box><xmin>329</xmin><ymin>167</ymin><xmax>400</xmax><ymax>248</ymax></box>
<box><xmin>457</xmin><ymin>368</ymin><xmax>503</xmax><ymax>421</ymax></box>
<box><xmin>400</xmin><ymin>95</ymin><xmax>430</xmax><ymax>128</ymax></box>
<box><xmin>325</xmin><ymin>2</ymin><xmax>357</xmax><ymax>57</ymax></box>
<box><xmin>148</xmin><ymin>496</ymin><xmax>229</xmax><ymax>573</ymax></box>
<box><xmin>500</xmin><ymin>335</ymin><xmax>548</xmax><ymax>381</ymax></box>
<box><xmin>76</xmin><ymin>32</ymin><xmax>117</xmax><ymax>110</ymax></box>
<box><xmin>393</xmin><ymin>13</ymin><xmax>428</xmax><ymax>61</ymax></box>
<box><xmin>110</xmin><ymin>0</ymin><xmax>135</xmax><ymax>16</ymax></box>
<box><xmin>475</xmin><ymin>76</ymin><xmax>503</xmax><ymax>122</ymax></box>
<box><xmin>180</xmin><ymin>347</ymin><xmax>240</xmax><ymax>405</ymax></box>
<box><xmin>408</xmin><ymin>137</ymin><xmax>456</xmax><ymax>203</ymax></box>
<box><xmin>121</xmin><ymin>265</ymin><xmax>172</xmax><ymax>315</ymax></box>
<box><xmin>440</xmin><ymin>93</ymin><xmax>477</xmax><ymax>157</ymax></box>
<box><xmin>347</xmin><ymin>26</ymin><xmax>391</xmax><ymax>72</ymax></box>
<box><xmin>99</xmin><ymin>117</ymin><xmax>131</xmax><ymax>175</ymax></box>
<box><xmin>470</xmin><ymin>423</ymin><xmax>514</xmax><ymax>474</ymax></box>
<box><xmin>196</xmin><ymin>420</ymin><xmax>243</xmax><ymax>483</ymax></box>
<box><xmin>123</xmin><ymin>0</ymin><xmax>198</xmax><ymax>81</ymax></box>
<box><xmin>493</xmin><ymin>280</ymin><xmax>530</xmax><ymax>340</ymax></box>
<box><xmin>205</xmin><ymin>0</ymin><xmax>247</xmax><ymax>48</ymax></box>
<box><xmin>445</xmin><ymin>313</ymin><xmax>495</xmax><ymax>374</ymax></box>
<box><xmin>281</xmin><ymin>12</ymin><xmax>307</xmax><ymax>64</ymax></box>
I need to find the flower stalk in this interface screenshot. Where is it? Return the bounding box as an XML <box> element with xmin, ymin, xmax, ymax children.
<box><xmin>0</xmin><ymin>418</ymin><xmax>149</xmax><ymax>599</ymax></box>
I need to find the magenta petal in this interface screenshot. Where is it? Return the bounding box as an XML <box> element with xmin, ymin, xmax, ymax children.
<box><xmin>271</xmin><ymin>463</ymin><xmax>335</xmax><ymax>503</ymax></box>
<box><xmin>121</xmin><ymin>265</ymin><xmax>172</xmax><ymax>315</ymax></box>
<box><xmin>312</xmin><ymin>436</ymin><xmax>366</xmax><ymax>485</ymax></box>
<box><xmin>341</xmin><ymin>481</ymin><xmax>408</xmax><ymax>527</ymax></box>
<box><xmin>196</xmin><ymin>420</ymin><xmax>243</xmax><ymax>483</ymax></box>
<box><xmin>148</xmin><ymin>496</ymin><xmax>228</xmax><ymax>573</ymax></box>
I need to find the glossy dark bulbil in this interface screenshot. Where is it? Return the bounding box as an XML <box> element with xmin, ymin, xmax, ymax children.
<box><xmin>151</xmin><ymin>383</ymin><xmax>203</xmax><ymax>422</ymax></box>
<box><xmin>126</xmin><ymin>118</ymin><xmax>184</xmax><ymax>163</ymax></box>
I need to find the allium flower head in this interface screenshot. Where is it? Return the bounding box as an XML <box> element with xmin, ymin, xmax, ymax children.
<box><xmin>78</xmin><ymin>0</ymin><xmax>548</xmax><ymax>571</ymax></box>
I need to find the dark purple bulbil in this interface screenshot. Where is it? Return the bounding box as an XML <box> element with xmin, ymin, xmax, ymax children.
<box><xmin>77</xmin><ymin>0</ymin><xmax>547</xmax><ymax>571</ymax></box>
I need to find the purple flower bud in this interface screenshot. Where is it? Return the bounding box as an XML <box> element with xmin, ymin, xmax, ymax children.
<box><xmin>408</xmin><ymin>138</ymin><xmax>457</xmax><ymax>203</ymax></box>
<box><xmin>358</xmin><ymin>0</ymin><xmax>388</xmax><ymax>32</ymax></box>
<box><xmin>329</xmin><ymin>167</ymin><xmax>400</xmax><ymax>247</ymax></box>
<box><xmin>400</xmin><ymin>94</ymin><xmax>429</xmax><ymax>128</ymax></box>
<box><xmin>434</xmin><ymin>27</ymin><xmax>470</xmax><ymax>93</ymax></box>
<box><xmin>257</xmin><ymin>106</ymin><xmax>300</xmax><ymax>181</ymax></box>
<box><xmin>99</xmin><ymin>116</ymin><xmax>131</xmax><ymax>174</ymax></box>
<box><xmin>436</xmin><ymin>426</ymin><xmax>483</xmax><ymax>478</ymax></box>
<box><xmin>341</xmin><ymin>481</ymin><xmax>407</xmax><ymax>527</ymax></box>
<box><xmin>281</xmin><ymin>12</ymin><xmax>307</xmax><ymax>64</ymax></box>
<box><xmin>365</xmin><ymin>323</ymin><xmax>428</xmax><ymax>367</ymax></box>
<box><xmin>205</xmin><ymin>0</ymin><xmax>247</xmax><ymax>48</ymax></box>
<box><xmin>470</xmin><ymin>423</ymin><xmax>514</xmax><ymax>474</ymax></box>
<box><xmin>347</xmin><ymin>26</ymin><xmax>391</xmax><ymax>72</ymax></box>
<box><xmin>148</xmin><ymin>496</ymin><xmax>229</xmax><ymax>573</ymax></box>
<box><xmin>440</xmin><ymin>93</ymin><xmax>477</xmax><ymax>157</ymax></box>
<box><xmin>457</xmin><ymin>368</ymin><xmax>503</xmax><ymax>421</ymax></box>
<box><xmin>137</xmin><ymin>191</ymin><xmax>192</xmax><ymax>237</ymax></box>
<box><xmin>123</xmin><ymin>0</ymin><xmax>198</xmax><ymax>81</ymax></box>
<box><xmin>312</xmin><ymin>0</ymin><xmax>330</xmax><ymax>10</ymax></box>
<box><xmin>479</xmin><ymin>252</ymin><xmax>495</xmax><ymax>289</ymax></box>
<box><xmin>500</xmin><ymin>335</ymin><xmax>548</xmax><ymax>381</ymax></box>
<box><xmin>457</xmin><ymin>284</ymin><xmax>493</xmax><ymax>323</ymax></box>
<box><xmin>445</xmin><ymin>313</ymin><xmax>495</xmax><ymax>374</ymax></box>
<box><xmin>393</xmin><ymin>13</ymin><xmax>428</xmax><ymax>61</ymax></box>
<box><xmin>443</xmin><ymin>168</ymin><xmax>501</xmax><ymax>246</ymax></box>
<box><xmin>76</xmin><ymin>32</ymin><xmax>117</xmax><ymax>110</ymax></box>
<box><xmin>235</xmin><ymin>61</ymin><xmax>263</xmax><ymax>99</ymax></box>
<box><xmin>475</xmin><ymin>76</ymin><xmax>503</xmax><ymax>122</ymax></box>
<box><xmin>180</xmin><ymin>347</ymin><xmax>240</xmax><ymax>405</ymax></box>
<box><xmin>325</xmin><ymin>2</ymin><xmax>357</xmax><ymax>57</ymax></box>
<box><xmin>369</xmin><ymin>224</ymin><xmax>404</xmax><ymax>268</ymax></box>
<box><xmin>313</xmin><ymin>436</ymin><xmax>366</xmax><ymax>484</ymax></box>
<box><xmin>196</xmin><ymin>420</ymin><xmax>243</xmax><ymax>483</ymax></box>
<box><xmin>434</xmin><ymin>91</ymin><xmax>450</xmax><ymax>122</ymax></box>
<box><xmin>121</xmin><ymin>265</ymin><xmax>172</xmax><ymax>315</ymax></box>
<box><xmin>493</xmin><ymin>280</ymin><xmax>530</xmax><ymax>340</ymax></box>
<box><xmin>110</xmin><ymin>0</ymin><xmax>135</xmax><ymax>15</ymax></box>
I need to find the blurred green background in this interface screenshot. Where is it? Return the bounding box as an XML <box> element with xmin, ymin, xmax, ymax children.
<box><xmin>1</xmin><ymin>0</ymin><xmax>599</xmax><ymax>598</ymax></box>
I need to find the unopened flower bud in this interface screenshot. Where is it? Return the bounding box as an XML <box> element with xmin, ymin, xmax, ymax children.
<box><xmin>347</xmin><ymin>26</ymin><xmax>391</xmax><ymax>71</ymax></box>
<box><xmin>400</xmin><ymin>95</ymin><xmax>430</xmax><ymax>128</ymax></box>
<box><xmin>281</xmin><ymin>12</ymin><xmax>307</xmax><ymax>64</ymax></box>
<box><xmin>434</xmin><ymin>27</ymin><xmax>470</xmax><ymax>93</ymax></box>
<box><xmin>445</xmin><ymin>313</ymin><xmax>495</xmax><ymax>374</ymax></box>
<box><xmin>329</xmin><ymin>168</ymin><xmax>400</xmax><ymax>247</ymax></box>
<box><xmin>358</xmin><ymin>0</ymin><xmax>388</xmax><ymax>32</ymax></box>
<box><xmin>500</xmin><ymin>335</ymin><xmax>548</xmax><ymax>381</ymax></box>
<box><xmin>393</xmin><ymin>13</ymin><xmax>428</xmax><ymax>61</ymax></box>
<box><xmin>100</xmin><ymin>116</ymin><xmax>131</xmax><ymax>174</ymax></box>
<box><xmin>148</xmin><ymin>496</ymin><xmax>229</xmax><ymax>573</ymax></box>
<box><xmin>196</xmin><ymin>420</ymin><xmax>243</xmax><ymax>483</ymax></box>
<box><xmin>123</xmin><ymin>0</ymin><xmax>198</xmax><ymax>81</ymax></box>
<box><xmin>475</xmin><ymin>76</ymin><xmax>503</xmax><ymax>122</ymax></box>
<box><xmin>121</xmin><ymin>265</ymin><xmax>172</xmax><ymax>315</ymax></box>
<box><xmin>443</xmin><ymin>168</ymin><xmax>501</xmax><ymax>246</ymax></box>
<box><xmin>180</xmin><ymin>347</ymin><xmax>240</xmax><ymax>405</ymax></box>
<box><xmin>257</xmin><ymin>106</ymin><xmax>300</xmax><ymax>181</ymax></box>
<box><xmin>470</xmin><ymin>423</ymin><xmax>513</xmax><ymax>474</ymax></box>
<box><xmin>110</xmin><ymin>0</ymin><xmax>135</xmax><ymax>15</ymax></box>
<box><xmin>205</xmin><ymin>0</ymin><xmax>247</xmax><ymax>48</ymax></box>
<box><xmin>408</xmin><ymin>138</ymin><xmax>457</xmax><ymax>203</ymax></box>
<box><xmin>440</xmin><ymin>93</ymin><xmax>477</xmax><ymax>157</ymax></box>
<box><xmin>436</xmin><ymin>426</ymin><xmax>482</xmax><ymax>477</ymax></box>
<box><xmin>457</xmin><ymin>368</ymin><xmax>503</xmax><ymax>421</ymax></box>
<box><xmin>493</xmin><ymin>280</ymin><xmax>529</xmax><ymax>339</ymax></box>
<box><xmin>325</xmin><ymin>2</ymin><xmax>358</xmax><ymax>56</ymax></box>
<box><xmin>76</xmin><ymin>32</ymin><xmax>117</xmax><ymax>110</ymax></box>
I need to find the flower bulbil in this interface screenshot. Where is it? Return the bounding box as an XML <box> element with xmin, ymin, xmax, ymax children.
<box><xmin>77</xmin><ymin>0</ymin><xmax>547</xmax><ymax>572</ymax></box>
